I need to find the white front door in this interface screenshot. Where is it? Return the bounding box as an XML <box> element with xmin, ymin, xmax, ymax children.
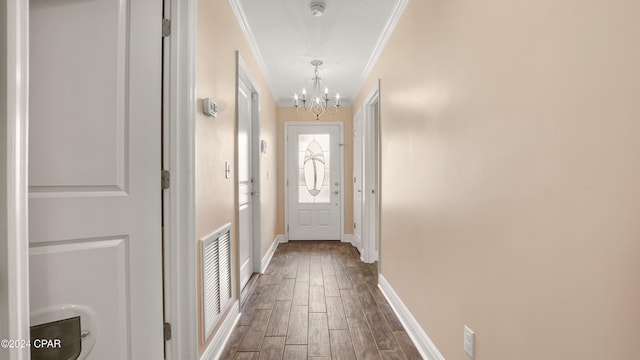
<box><xmin>286</xmin><ymin>123</ymin><xmax>342</xmax><ymax>240</ymax></box>
<box><xmin>353</xmin><ymin>110</ymin><xmax>364</xmax><ymax>253</ymax></box>
<box><xmin>28</xmin><ymin>0</ymin><xmax>164</xmax><ymax>357</ymax></box>
<box><xmin>238</xmin><ymin>77</ymin><xmax>254</xmax><ymax>289</ymax></box>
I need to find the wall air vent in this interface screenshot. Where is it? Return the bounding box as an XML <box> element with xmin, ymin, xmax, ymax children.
<box><xmin>200</xmin><ymin>223</ymin><xmax>232</xmax><ymax>341</ymax></box>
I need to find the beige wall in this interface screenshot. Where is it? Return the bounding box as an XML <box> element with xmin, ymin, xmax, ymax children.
<box><xmin>258</xmin><ymin>103</ymin><xmax>279</xmax><ymax>256</ymax></box>
<box><xmin>196</xmin><ymin>0</ymin><xmax>278</xmax><ymax>352</ymax></box>
<box><xmin>354</xmin><ymin>0</ymin><xmax>640</xmax><ymax>359</ymax></box>
<box><xmin>276</xmin><ymin>107</ymin><xmax>354</xmax><ymax>237</ymax></box>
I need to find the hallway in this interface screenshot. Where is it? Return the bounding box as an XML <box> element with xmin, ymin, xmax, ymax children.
<box><xmin>221</xmin><ymin>241</ymin><xmax>421</xmax><ymax>359</ymax></box>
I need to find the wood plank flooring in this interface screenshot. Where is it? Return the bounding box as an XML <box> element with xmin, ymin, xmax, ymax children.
<box><xmin>221</xmin><ymin>241</ymin><xmax>422</xmax><ymax>360</ymax></box>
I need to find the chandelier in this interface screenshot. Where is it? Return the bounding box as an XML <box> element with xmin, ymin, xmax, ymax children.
<box><xmin>293</xmin><ymin>60</ymin><xmax>341</xmax><ymax>120</ymax></box>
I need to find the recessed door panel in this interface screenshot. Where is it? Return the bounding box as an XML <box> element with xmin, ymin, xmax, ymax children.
<box><xmin>317</xmin><ymin>210</ymin><xmax>331</xmax><ymax>226</ymax></box>
<box><xmin>298</xmin><ymin>210</ymin><xmax>312</xmax><ymax>226</ymax></box>
<box><xmin>30</xmin><ymin>239</ymin><xmax>129</xmax><ymax>359</ymax></box>
<box><xmin>30</xmin><ymin>0</ymin><xmax>129</xmax><ymax>193</ymax></box>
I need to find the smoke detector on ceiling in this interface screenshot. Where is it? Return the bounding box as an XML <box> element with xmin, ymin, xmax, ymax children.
<box><xmin>310</xmin><ymin>1</ymin><xmax>326</xmax><ymax>17</ymax></box>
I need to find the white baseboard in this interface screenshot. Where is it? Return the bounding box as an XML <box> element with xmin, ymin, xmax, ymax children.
<box><xmin>352</xmin><ymin>236</ymin><xmax>362</xmax><ymax>250</ymax></box>
<box><xmin>341</xmin><ymin>233</ymin><xmax>353</xmax><ymax>244</ymax></box>
<box><xmin>378</xmin><ymin>274</ymin><xmax>445</xmax><ymax>360</ymax></box>
<box><xmin>261</xmin><ymin>234</ymin><xmax>285</xmax><ymax>273</ymax></box>
<box><xmin>199</xmin><ymin>300</ymin><xmax>240</xmax><ymax>360</ymax></box>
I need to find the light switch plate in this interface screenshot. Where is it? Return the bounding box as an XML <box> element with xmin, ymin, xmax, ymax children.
<box><xmin>203</xmin><ymin>98</ymin><xmax>217</xmax><ymax>117</ymax></box>
<box><xmin>464</xmin><ymin>325</ymin><xmax>474</xmax><ymax>358</ymax></box>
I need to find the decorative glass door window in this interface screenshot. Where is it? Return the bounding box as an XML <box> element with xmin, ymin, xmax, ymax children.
<box><xmin>298</xmin><ymin>134</ymin><xmax>330</xmax><ymax>203</ymax></box>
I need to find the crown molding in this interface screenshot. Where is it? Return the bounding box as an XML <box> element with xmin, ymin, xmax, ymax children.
<box><xmin>357</xmin><ymin>0</ymin><xmax>409</xmax><ymax>90</ymax></box>
<box><xmin>228</xmin><ymin>0</ymin><xmax>276</xmax><ymax>96</ymax></box>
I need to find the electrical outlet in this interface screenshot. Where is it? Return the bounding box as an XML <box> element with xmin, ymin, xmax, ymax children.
<box><xmin>464</xmin><ymin>325</ymin><xmax>474</xmax><ymax>358</ymax></box>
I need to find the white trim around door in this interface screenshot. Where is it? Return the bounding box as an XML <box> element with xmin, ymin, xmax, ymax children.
<box><xmin>285</xmin><ymin>122</ymin><xmax>344</xmax><ymax>241</ymax></box>
<box><xmin>162</xmin><ymin>0</ymin><xmax>198</xmax><ymax>357</ymax></box>
<box><xmin>3</xmin><ymin>0</ymin><xmax>31</xmax><ymax>357</ymax></box>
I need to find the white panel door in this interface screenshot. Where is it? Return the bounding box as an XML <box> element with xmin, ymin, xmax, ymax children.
<box><xmin>287</xmin><ymin>123</ymin><xmax>342</xmax><ymax>240</ymax></box>
<box><xmin>238</xmin><ymin>78</ymin><xmax>254</xmax><ymax>289</ymax></box>
<box><xmin>353</xmin><ymin>110</ymin><xmax>364</xmax><ymax>253</ymax></box>
<box><xmin>28</xmin><ymin>0</ymin><xmax>164</xmax><ymax>357</ymax></box>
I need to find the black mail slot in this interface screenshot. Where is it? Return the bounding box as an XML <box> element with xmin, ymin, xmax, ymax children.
<box><xmin>30</xmin><ymin>316</ymin><xmax>81</xmax><ymax>360</ymax></box>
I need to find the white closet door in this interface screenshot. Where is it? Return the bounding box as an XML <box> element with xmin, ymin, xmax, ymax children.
<box><xmin>29</xmin><ymin>0</ymin><xmax>164</xmax><ymax>357</ymax></box>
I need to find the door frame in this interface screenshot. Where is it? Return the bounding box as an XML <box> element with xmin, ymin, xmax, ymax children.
<box><xmin>284</xmin><ymin>121</ymin><xmax>344</xmax><ymax>242</ymax></box>
<box><xmin>161</xmin><ymin>0</ymin><xmax>198</xmax><ymax>358</ymax></box>
<box><xmin>236</xmin><ymin>52</ymin><xmax>262</xmax><ymax>284</ymax></box>
<box><xmin>3</xmin><ymin>0</ymin><xmax>31</xmax><ymax>357</ymax></box>
<box><xmin>361</xmin><ymin>80</ymin><xmax>381</xmax><ymax>264</ymax></box>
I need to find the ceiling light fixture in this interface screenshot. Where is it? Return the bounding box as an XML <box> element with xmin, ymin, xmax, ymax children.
<box><xmin>293</xmin><ymin>60</ymin><xmax>341</xmax><ymax>120</ymax></box>
<box><xmin>309</xmin><ymin>1</ymin><xmax>326</xmax><ymax>17</ymax></box>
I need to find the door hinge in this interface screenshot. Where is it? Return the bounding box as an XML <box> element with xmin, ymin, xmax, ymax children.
<box><xmin>354</xmin><ymin>222</ymin><xmax>356</xmax><ymax>229</ymax></box>
<box><xmin>163</xmin><ymin>322</ymin><xmax>172</xmax><ymax>341</ymax></box>
<box><xmin>287</xmin><ymin>224</ymin><xmax>289</xmax><ymax>232</ymax></box>
<box><xmin>162</xmin><ymin>19</ymin><xmax>171</xmax><ymax>37</ymax></box>
<box><xmin>161</xmin><ymin>170</ymin><xmax>170</xmax><ymax>190</ymax></box>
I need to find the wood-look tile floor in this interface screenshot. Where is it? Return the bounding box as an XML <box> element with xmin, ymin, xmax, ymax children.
<box><xmin>220</xmin><ymin>241</ymin><xmax>423</xmax><ymax>360</ymax></box>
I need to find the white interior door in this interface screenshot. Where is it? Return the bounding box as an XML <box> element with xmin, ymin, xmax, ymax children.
<box><xmin>362</xmin><ymin>87</ymin><xmax>380</xmax><ymax>264</ymax></box>
<box><xmin>353</xmin><ymin>110</ymin><xmax>364</xmax><ymax>253</ymax></box>
<box><xmin>238</xmin><ymin>77</ymin><xmax>254</xmax><ymax>289</ymax></box>
<box><xmin>28</xmin><ymin>0</ymin><xmax>164</xmax><ymax>358</ymax></box>
<box><xmin>286</xmin><ymin>123</ymin><xmax>342</xmax><ymax>240</ymax></box>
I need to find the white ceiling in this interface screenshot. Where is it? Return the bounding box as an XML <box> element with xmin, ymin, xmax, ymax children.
<box><xmin>231</xmin><ymin>0</ymin><xmax>407</xmax><ymax>106</ymax></box>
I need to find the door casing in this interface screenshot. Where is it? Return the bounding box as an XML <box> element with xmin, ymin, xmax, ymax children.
<box><xmin>3</xmin><ymin>0</ymin><xmax>31</xmax><ymax>357</ymax></box>
<box><xmin>161</xmin><ymin>0</ymin><xmax>198</xmax><ymax>358</ymax></box>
